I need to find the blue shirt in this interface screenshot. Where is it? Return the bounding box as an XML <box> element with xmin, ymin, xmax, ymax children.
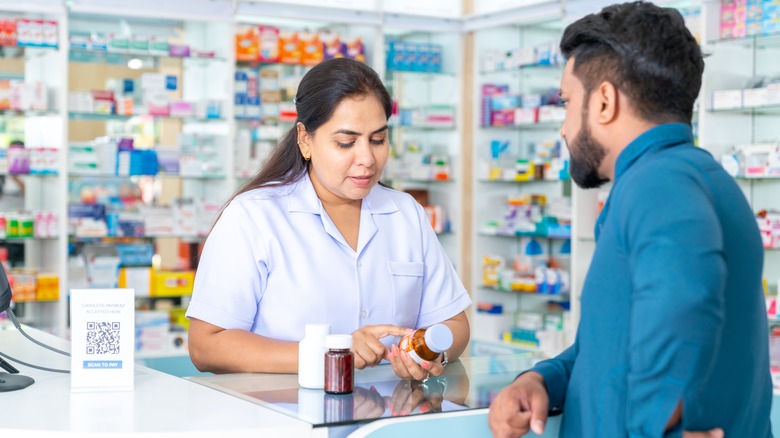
<box><xmin>187</xmin><ymin>172</ymin><xmax>471</xmax><ymax>347</ymax></box>
<box><xmin>532</xmin><ymin>123</ymin><xmax>773</xmax><ymax>437</ymax></box>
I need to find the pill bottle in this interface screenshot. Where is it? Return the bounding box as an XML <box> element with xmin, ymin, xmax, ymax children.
<box><xmin>398</xmin><ymin>324</ymin><xmax>453</xmax><ymax>364</ymax></box>
<box><xmin>298</xmin><ymin>323</ymin><xmax>331</xmax><ymax>389</ymax></box>
<box><xmin>324</xmin><ymin>334</ymin><xmax>354</xmax><ymax>395</ymax></box>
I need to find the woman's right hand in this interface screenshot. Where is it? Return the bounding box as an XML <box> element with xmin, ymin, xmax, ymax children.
<box><xmin>351</xmin><ymin>324</ymin><xmax>412</xmax><ymax>369</ymax></box>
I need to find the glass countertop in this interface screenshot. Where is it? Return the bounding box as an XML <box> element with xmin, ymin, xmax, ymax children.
<box><xmin>189</xmin><ymin>352</ymin><xmax>544</xmax><ymax>428</ymax></box>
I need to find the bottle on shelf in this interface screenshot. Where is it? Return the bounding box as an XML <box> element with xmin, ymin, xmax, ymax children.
<box><xmin>398</xmin><ymin>323</ymin><xmax>453</xmax><ymax>364</ymax></box>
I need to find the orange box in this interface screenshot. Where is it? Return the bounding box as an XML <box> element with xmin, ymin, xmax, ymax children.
<box><xmin>151</xmin><ymin>270</ymin><xmax>195</xmax><ymax>297</ymax></box>
<box><xmin>300</xmin><ymin>32</ymin><xmax>323</xmax><ymax>66</ymax></box>
<box><xmin>35</xmin><ymin>273</ymin><xmax>59</xmax><ymax>301</ymax></box>
<box><xmin>235</xmin><ymin>26</ymin><xmax>259</xmax><ymax>62</ymax></box>
<box><xmin>279</xmin><ymin>30</ymin><xmax>301</xmax><ymax>64</ymax></box>
<box><xmin>10</xmin><ymin>271</ymin><xmax>36</xmax><ymax>302</ymax></box>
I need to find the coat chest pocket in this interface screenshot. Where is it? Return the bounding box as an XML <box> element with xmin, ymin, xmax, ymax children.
<box><xmin>388</xmin><ymin>261</ymin><xmax>424</xmax><ymax>327</ymax></box>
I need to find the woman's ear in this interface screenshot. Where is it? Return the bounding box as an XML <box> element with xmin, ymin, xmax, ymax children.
<box><xmin>296</xmin><ymin>122</ymin><xmax>311</xmax><ymax>160</ymax></box>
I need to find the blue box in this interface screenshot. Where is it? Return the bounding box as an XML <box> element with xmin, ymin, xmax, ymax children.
<box><xmin>117</xmin><ymin>150</ymin><xmax>159</xmax><ymax>176</ymax></box>
<box><xmin>117</xmin><ymin>244</ymin><xmax>154</xmax><ymax>266</ymax></box>
<box><xmin>428</xmin><ymin>44</ymin><xmax>442</xmax><ymax>73</ymax></box>
<box><xmin>490</xmin><ymin>94</ymin><xmax>521</xmax><ymax>110</ymax></box>
<box><xmin>68</xmin><ymin>203</ymin><xmax>106</xmax><ymax>220</ymax></box>
<box><xmin>165</xmin><ymin>75</ymin><xmax>178</xmax><ymax>91</ymax></box>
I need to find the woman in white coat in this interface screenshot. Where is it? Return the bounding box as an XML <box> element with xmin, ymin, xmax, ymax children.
<box><xmin>186</xmin><ymin>58</ymin><xmax>471</xmax><ymax>380</ymax></box>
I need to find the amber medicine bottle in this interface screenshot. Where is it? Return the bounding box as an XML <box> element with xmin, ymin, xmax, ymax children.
<box><xmin>324</xmin><ymin>334</ymin><xmax>354</xmax><ymax>394</ymax></box>
<box><xmin>398</xmin><ymin>324</ymin><xmax>453</xmax><ymax>364</ymax></box>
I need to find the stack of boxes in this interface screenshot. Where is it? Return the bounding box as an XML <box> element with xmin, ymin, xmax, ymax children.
<box><xmin>481</xmin><ymin>40</ymin><xmax>561</xmax><ymax>73</ymax></box>
<box><xmin>68</xmin><ymin>73</ymin><xmax>222</xmax><ymax>119</ymax></box>
<box><xmin>386</xmin><ymin>40</ymin><xmax>443</xmax><ymax>72</ymax></box>
<box><xmin>720</xmin><ymin>0</ymin><xmax>780</xmax><ymax>39</ymax></box>
<box><xmin>0</xmin><ymin>19</ymin><xmax>58</xmax><ymax>48</ymax></box>
<box><xmin>481</xmin><ymin>85</ymin><xmax>565</xmax><ymax>127</ymax></box>
<box><xmin>235</xmin><ymin>25</ymin><xmax>365</xmax><ymax>65</ymax></box>
<box><xmin>69</xmin><ymin>32</ymin><xmax>213</xmax><ymax>58</ymax></box>
<box><xmin>0</xmin><ymin>80</ymin><xmax>50</xmax><ymax>112</ymax></box>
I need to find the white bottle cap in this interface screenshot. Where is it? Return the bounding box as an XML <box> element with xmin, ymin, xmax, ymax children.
<box><xmin>304</xmin><ymin>323</ymin><xmax>331</xmax><ymax>338</ymax></box>
<box><xmin>325</xmin><ymin>334</ymin><xmax>353</xmax><ymax>350</ymax></box>
<box><xmin>424</xmin><ymin>324</ymin><xmax>453</xmax><ymax>353</ymax></box>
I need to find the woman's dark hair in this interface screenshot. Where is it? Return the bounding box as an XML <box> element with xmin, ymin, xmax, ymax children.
<box><xmin>203</xmin><ymin>58</ymin><xmax>391</xmax><ymax>243</ymax></box>
<box><xmin>232</xmin><ymin>58</ymin><xmax>392</xmax><ymax>199</ymax></box>
<box><xmin>560</xmin><ymin>1</ymin><xmax>704</xmax><ymax>124</ymax></box>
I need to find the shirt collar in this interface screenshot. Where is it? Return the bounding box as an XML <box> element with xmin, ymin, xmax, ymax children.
<box><xmin>287</xmin><ymin>172</ymin><xmax>399</xmax><ymax>215</ymax></box>
<box><xmin>613</xmin><ymin>122</ymin><xmax>694</xmax><ymax>181</ymax></box>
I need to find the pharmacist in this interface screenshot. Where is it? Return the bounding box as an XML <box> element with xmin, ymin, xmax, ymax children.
<box><xmin>186</xmin><ymin>58</ymin><xmax>471</xmax><ymax>380</ymax></box>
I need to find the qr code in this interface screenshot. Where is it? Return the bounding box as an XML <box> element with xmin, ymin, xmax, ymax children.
<box><xmin>86</xmin><ymin>322</ymin><xmax>121</xmax><ymax>355</ymax></box>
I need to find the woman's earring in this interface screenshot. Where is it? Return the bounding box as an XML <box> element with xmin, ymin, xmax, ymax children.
<box><xmin>304</xmin><ymin>156</ymin><xmax>311</xmax><ymax>161</ymax></box>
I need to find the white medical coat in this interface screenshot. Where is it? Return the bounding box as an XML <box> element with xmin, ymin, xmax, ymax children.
<box><xmin>186</xmin><ymin>172</ymin><xmax>471</xmax><ymax>346</ymax></box>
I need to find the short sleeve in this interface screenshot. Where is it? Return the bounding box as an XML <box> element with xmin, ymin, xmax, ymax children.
<box><xmin>186</xmin><ymin>199</ymin><xmax>269</xmax><ymax>330</ymax></box>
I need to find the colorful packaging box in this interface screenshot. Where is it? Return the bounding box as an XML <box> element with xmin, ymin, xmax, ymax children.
<box><xmin>279</xmin><ymin>30</ymin><xmax>302</xmax><ymax>64</ymax></box>
<box><xmin>258</xmin><ymin>25</ymin><xmax>280</xmax><ymax>62</ymax></box>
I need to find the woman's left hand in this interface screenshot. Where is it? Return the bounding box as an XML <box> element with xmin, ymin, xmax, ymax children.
<box><xmin>387</xmin><ymin>343</ymin><xmax>444</xmax><ymax>381</ymax></box>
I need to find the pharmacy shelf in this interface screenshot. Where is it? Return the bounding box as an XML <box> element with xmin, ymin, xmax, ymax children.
<box><xmin>735</xmin><ymin>176</ymin><xmax>780</xmax><ymax>181</ymax></box>
<box><xmin>69</xmin><ymin>235</ymin><xmax>206</xmax><ymax>243</ymax></box>
<box><xmin>68</xmin><ymin>112</ymin><xmax>226</xmax><ymax>122</ymax></box>
<box><xmin>234</xmin><ymin>60</ymin><xmax>315</xmax><ymax>69</ymax></box>
<box><xmin>0</xmin><ymin>109</ymin><xmax>59</xmax><ymax>117</ymax></box>
<box><xmin>69</xmin><ymin>173</ymin><xmax>226</xmax><ymax>180</ymax></box>
<box><xmin>479</xmin><ymin>64</ymin><xmax>561</xmax><ymax>75</ymax></box>
<box><xmin>480</xmin><ymin>284</ymin><xmax>570</xmax><ymax>302</ymax></box>
<box><xmin>383</xmin><ymin>178</ymin><xmax>455</xmax><ymax>184</ymax></box>
<box><xmin>0</xmin><ymin>173</ymin><xmax>59</xmax><ymax>177</ymax></box>
<box><xmin>386</xmin><ymin>70</ymin><xmax>457</xmax><ymax>79</ymax></box>
<box><xmin>482</xmin><ymin>121</ymin><xmax>563</xmax><ymax>130</ymax></box>
<box><xmin>0</xmin><ymin>236</ymin><xmax>58</xmax><ymax>242</ymax></box>
<box><xmin>478</xmin><ymin>230</ymin><xmax>571</xmax><ymax>240</ymax></box>
<box><xmin>478</xmin><ymin>178</ymin><xmax>567</xmax><ymax>183</ymax></box>
<box><xmin>708</xmin><ymin>103</ymin><xmax>780</xmax><ymax>116</ymax></box>
<box><xmin>389</xmin><ymin>124</ymin><xmax>456</xmax><ymax>131</ymax></box>
<box><xmin>707</xmin><ymin>33</ymin><xmax>780</xmax><ymax>49</ymax></box>
<box><xmin>69</xmin><ymin>48</ymin><xmax>227</xmax><ymax>64</ymax></box>
<box><xmin>469</xmin><ymin>338</ymin><xmax>541</xmax><ymax>356</ymax></box>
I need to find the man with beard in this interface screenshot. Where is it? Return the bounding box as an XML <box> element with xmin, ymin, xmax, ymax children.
<box><xmin>488</xmin><ymin>2</ymin><xmax>773</xmax><ymax>438</ymax></box>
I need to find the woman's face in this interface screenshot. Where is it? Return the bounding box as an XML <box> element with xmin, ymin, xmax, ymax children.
<box><xmin>298</xmin><ymin>94</ymin><xmax>389</xmax><ymax>204</ymax></box>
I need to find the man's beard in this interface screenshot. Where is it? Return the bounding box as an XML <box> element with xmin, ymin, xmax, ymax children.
<box><xmin>567</xmin><ymin>113</ymin><xmax>609</xmax><ymax>189</ymax></box>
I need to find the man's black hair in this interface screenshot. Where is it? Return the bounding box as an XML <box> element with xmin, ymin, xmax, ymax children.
<box><xmin>560</xmin><ymin>1</ymin><xmax>704</xmax><ymax>124</ymax></box>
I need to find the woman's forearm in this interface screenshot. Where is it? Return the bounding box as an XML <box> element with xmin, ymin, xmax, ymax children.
<box><xmin>188</xmin><ymin>318</ymin><xmax>298</xmax><ymax>374</ymax></box>
<box><xmin>441</xmin><ymin>311</ymin><xmax>470</xmax><ymax>362</ymax></box>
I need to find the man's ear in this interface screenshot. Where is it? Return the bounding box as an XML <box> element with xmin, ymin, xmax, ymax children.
<box><xmin>594</xmin><ymin>81</ymin><xmax>619</xmax><ymax>125</ymax></box>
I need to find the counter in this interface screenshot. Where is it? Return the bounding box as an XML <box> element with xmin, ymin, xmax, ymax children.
<box><xmin>0</xmin><ymin>321</ymin><xmax>563</xmax><ymax>437</ymax></box>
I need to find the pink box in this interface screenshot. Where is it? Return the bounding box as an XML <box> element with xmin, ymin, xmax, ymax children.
<box><xmin>169</xmin><ymin>101</ymin><xmax>193</xmax><ymax>117</ymax></box>
<box><xmin>491</xmin><ymin>109</ymin><xmax>514</xmax><ymax>126</ymax></box>
<box><xmin>514</xmin><ymin>107</ymin><xmax>539</xmax><ymax>125</ymax></box>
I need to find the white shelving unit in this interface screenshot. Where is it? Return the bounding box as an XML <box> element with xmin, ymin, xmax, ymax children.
<box><xmin>382</xmin><ymin>25</ymin><xmax>463</xmax><ymax>268</ymax></box>
<box><xmin>0</xmin><ymin>0</ymin><xmax>69</xmax><ymax>336</ymax></box>
<box><xmin>698</xmin><ymin>0</ymin><xmax>780</xmax><ymax>295</ymax></box>
<box><xmin>469</xmin><ymin>14</ymin><xmax>577</xmax><ymax>355</ymax></box>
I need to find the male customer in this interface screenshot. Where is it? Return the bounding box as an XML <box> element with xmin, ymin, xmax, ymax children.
<box><xmin>488</xmin><ymin>2</ymin><xmax>773</xmax><ymax>437</ymax></box>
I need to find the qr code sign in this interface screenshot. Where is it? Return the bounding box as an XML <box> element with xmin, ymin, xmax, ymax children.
<box><xmin>86</xmin><ymin>321</ymin><xmax>121</xmax><ymax>355</ymax></box>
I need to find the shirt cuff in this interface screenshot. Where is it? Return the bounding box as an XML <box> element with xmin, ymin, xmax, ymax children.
<box><xmin>530</xmin><ymin>360</ymin><xmax>568</xmax><ymax>412</ymax></box>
